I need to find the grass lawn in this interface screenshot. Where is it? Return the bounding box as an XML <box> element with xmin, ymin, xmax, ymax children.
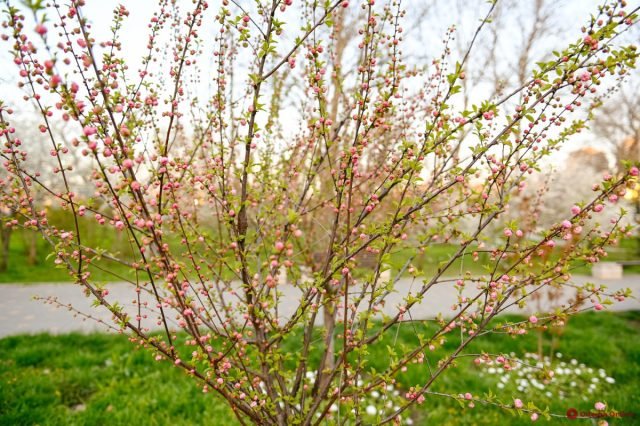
<box><xmin>1</xmin><ymin>311</ymin><xmax>638</xmax><ymax>425</ymax></box>
<box><xmin>3</xmin><ymin>230</ymin><xmax>640</xmax><ymax>283</ymax></box>
<box><xmin>0</xmin><ymin>227</ymin><xmax>134</xmax><ymax>283</ymax></box>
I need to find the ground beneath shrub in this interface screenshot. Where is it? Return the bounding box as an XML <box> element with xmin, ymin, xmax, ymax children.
<box><xmin>1</xmin><ymin>311</ymin><xmax>639</xmax><ymax>425</ymax></box>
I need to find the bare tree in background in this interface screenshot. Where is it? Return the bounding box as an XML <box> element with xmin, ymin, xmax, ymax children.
<box><xmin>594</xmin><ymin>80</ymin><xmax>640</xmax><ymax>170</ymax></box>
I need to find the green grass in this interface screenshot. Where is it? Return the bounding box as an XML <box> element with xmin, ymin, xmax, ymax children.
<box><xmin>0</xmin><ymin>224</ymin><xmax>135</xmax><ymax>283</ymax></box>
<box><xmin>1</xmin><ymin>311</ymin><xmax>638</xmax><ymax>425</ymax></box>
<box><xmin>385</xmin><ymin>238</ymin><xmax>640</xmax><ymax>278</ymax></box>
<box><xmin>2</xmin><ymin>209</ymin><xmax>640</xmax><ymax>283</ymax></box>
<box><xmin>0</xmin><ymin>334</ymin><xmax>236</xmax><ymax>425</ymax></box>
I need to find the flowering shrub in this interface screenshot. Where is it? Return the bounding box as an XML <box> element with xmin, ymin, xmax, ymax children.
<box><xmin>0</xmin><ymin>0</ymin><xmax>638</xmax><ymax>424</ymax></box>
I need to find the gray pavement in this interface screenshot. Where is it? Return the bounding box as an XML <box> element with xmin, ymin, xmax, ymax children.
<box><xmin>0</xmin><ymin>275</ymin><xmax>638</xmax><ymax>338</ymax></box>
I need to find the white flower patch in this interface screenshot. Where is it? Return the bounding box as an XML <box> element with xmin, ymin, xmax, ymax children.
<box><xmin>474</xmin><ymin>352</ymin><xmax>616</xmax><ymax>401</ymax></box>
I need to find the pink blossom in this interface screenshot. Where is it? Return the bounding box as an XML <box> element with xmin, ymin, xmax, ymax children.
<box><xmin>122</xmin><ymin>159</ymin><xmax>134</xmax><ymax>169</ymax></box>
<box><xmin>50</xmin><ymin>75</ymin><xmax>62</xmax><ymax>87</ymax></box>
<box><xmin>571</xmin><ymin>205</ymin><xmax>581</xmax><ymax>215</ymax></box>
<box><xmin>529</xmin><ymin>315</ymin><xmax>538</xmax><ymax>324</ymax></box>
<box><xmin>594</xmin><ymin>303</ymin><xmax>603</xmax><ymax>311</ymax></box>
<box><xmin>531</xmin><ymin>413</ymin><xmax>538</xmax><ymax>421</ymax></box>
<box><xmin>35</xmin><ymin>24</ymin><xmax>47</xmax><ymax>35</ymax></box>
<box><xmin>594</xmin><ymin>402</ymin><xmax>606</xmax><ymax>411</ymax></box>
<box><xmin>594</xmin><ymin>204</ymin><xmax>604</xmax><ymax>213</ymax></box>
<box><xmin>514</xmin><ymin>398</ymin><xmax>523</xmax><ymax>409</ymax></box>
<box><xmin>83</xmin><ymin>126</ymin><xmax>97</xmax><ymax>137</ymax></box>
<box><xmin>275</xmin><ymin>241</ymin><xmax>285</xmax><ymax>251</ymax></box>
<box><xmin>561</xmin><ymin>220</ymin><xmax>572</xmax><ymax>229</ymax></box>
<box><xmin>630</xmin><ymin>166</ymin><xmax>639</xmax><ymax>177</ymax></box>
<box><xmin>464</xmin><ymin>392</ymin><xmax>473</xmax><ymax>400</ymax></box>
<box><xmin>504</xmin><ymin>229</ymin><xmax>513</xmax><ymax>237</ymax></box>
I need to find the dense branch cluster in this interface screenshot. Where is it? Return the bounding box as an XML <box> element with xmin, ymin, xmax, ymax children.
<box><xmin>0</xmin><ymin>0</ymin><xmax>638</xmax><ymax>424</ymax></box>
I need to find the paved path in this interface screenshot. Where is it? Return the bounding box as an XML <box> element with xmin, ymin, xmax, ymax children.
<box><xmin>0</xmin><ymin>275</ymin><xmax>638</xmax><ymax>338</ymax></box>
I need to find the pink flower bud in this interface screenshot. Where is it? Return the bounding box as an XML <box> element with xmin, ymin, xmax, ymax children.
<box><xmin>83</xmin><ymin>126</ymin><xmax>97</xmax><ymax>137</ymax></box>
<box><xmin>529</xmin><ymin>315</ymin><xmax>538</xmax><ymax>324</ymax></box>
<box><xmin>35</xmin><ymin>24</ymin><xmax>47</xmax><ymax>35</ymax></box>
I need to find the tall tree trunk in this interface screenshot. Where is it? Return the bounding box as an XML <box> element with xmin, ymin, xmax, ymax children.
<box><xmin>314</xmin><ymin>301</ymin><xmax>336</xmax><ymax>395</ymax></box>
<box><xmin>26</xmin><ymin>230</ymin><xmax>38</xmax><ymax>266</ymax></box>
<box><xmin>0</xmin><ymin>226</ymin><xmax>11</xmax><ymax>272</ymax></box>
